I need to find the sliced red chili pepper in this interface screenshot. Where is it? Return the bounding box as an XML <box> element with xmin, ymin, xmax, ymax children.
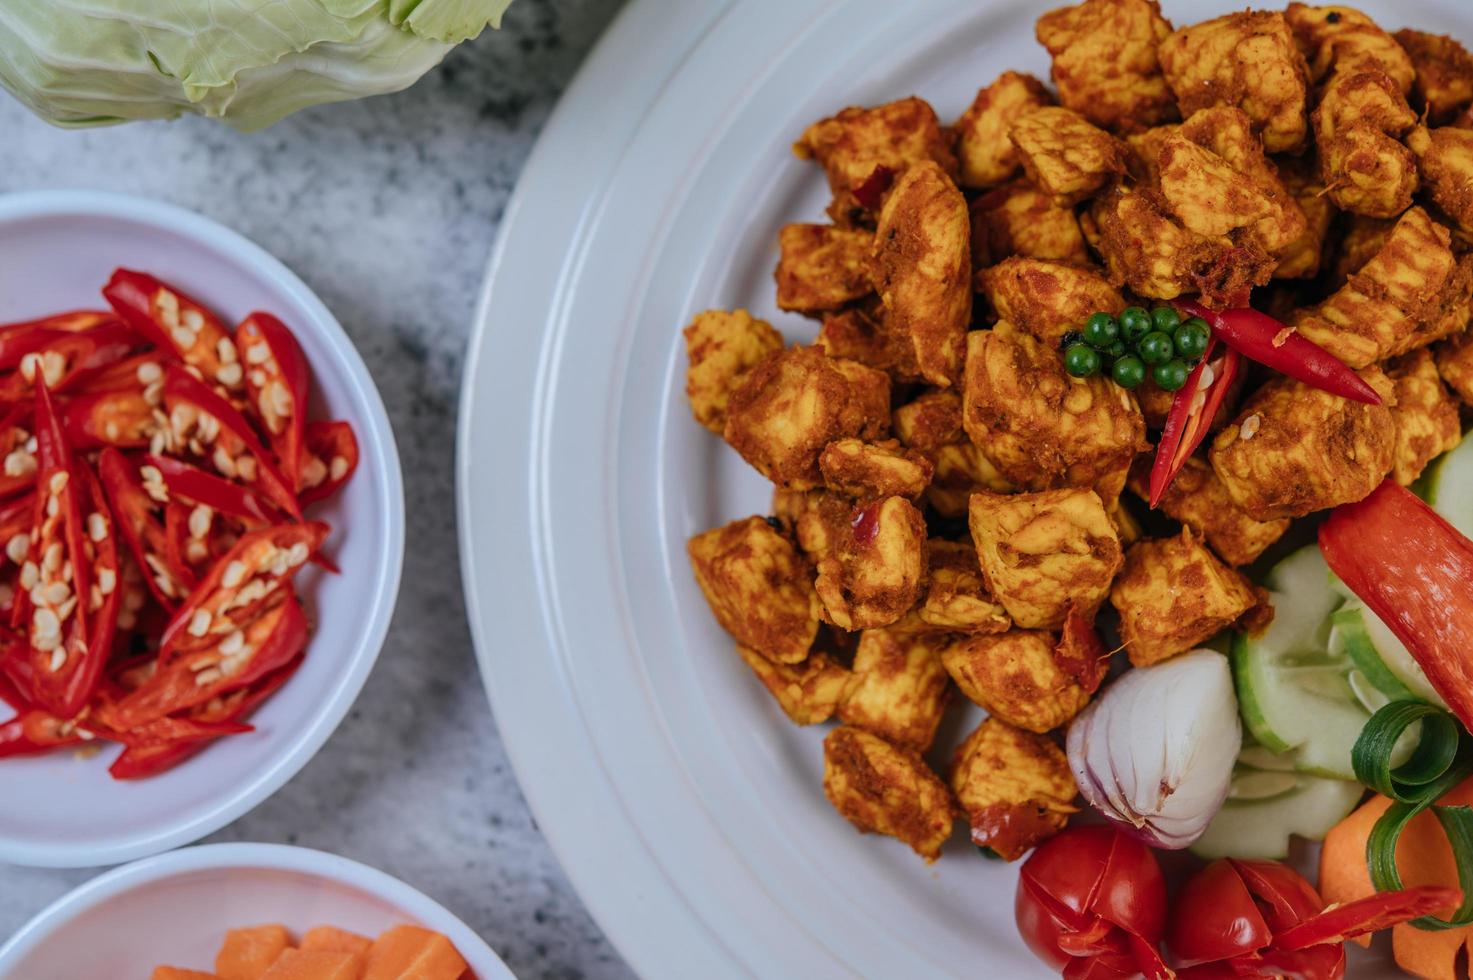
<box><xmin>73</xmin><ymin>351</ymin><xmax>168</xmax><ymax>397</ymax></box>
<box><xmin>1276</xmin><ymin>886</ymin><xmax>1463</xmax><ymax>950</ymax></box>
<box><xmin>64</xmin><ymin>388</ymin><xmax>157</xmax><ymax>451</ymax></box>
<box><xmin>0</xmin><ymin>709</ymin><xmax>86</xmax><ymax>757</ymax></box>
<box><xmin>1148</xmin><ymin>338</ymin><xmax>1242</xmax><ymax>508</ymax></box>
<box><xmin>97</xmin><ymin>448</ymin><xmax>192</xmax><ymax>610</ymax></box>
<box><xmin>0</xmin><ymin>408</ymin><xmax>36</xmax><ymax>501</ymax></box>
<box><xmin>235</xmin><ymin>312</ymin><xmax>309</xmax><ymax>490</ymax></box>
<box><xmin>1055</xmin><ymin>607</ymin><xmax>1109</xmax><ymax>695</ymax></box>
<box><xmin>162</xmin><ymin>364</ymin><xmax>300</xmax><ymax>518</ymax></box>
<box><xmin>0</xmin><ymin>323</ymin><xmax>139</xmax><ymax>404</ymax></box>
<box><xmin>0</xmin><ymin>310</ymin><xmax>121</xmax><ymax>335</ymax></box>
<box><xmin>145</xmin><ymin>454</ymin><xmax>276</xmax><ymax>526</ymax></box>
<box><xmin>102</xmin><ymin>269</ymin><xmax>244</xmax><ymax>393</ymax></box>
<box><xmin>1176</xmin><ymin>300</ymin><xmax>1380</xmax><ymax>405</ymax></box>
<box><xmin>299</xmin><ymin>420</ymin><xmax>358</xmax><ymax>507</ymax></box>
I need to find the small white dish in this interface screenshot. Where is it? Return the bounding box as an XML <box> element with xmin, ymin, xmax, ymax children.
<box><xmin>0</xmin><ymin>843</ymin><xmax>513</xmax><ymax>979</ymax></box>
<box><xmin>0</xmin><ymin>190</ymin><xmax>405</xmax><ymax>868</ymax></box>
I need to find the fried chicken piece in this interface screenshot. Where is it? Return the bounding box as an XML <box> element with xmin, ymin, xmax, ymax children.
<box><xmin>942</xmin><ymin>630</ymin><xmax>1092</xmax><ymax>733</ymax></box>
<box><xmin>1329</xmin><ymin>214</ymin><xmax>1395</xmax><ymax>286</ymax></box>
<box><xmin>970</xmin><ymin>181</ymin><xmax>1090</xmax><ymax>267</ymax></box>
<box><xmin>895</xmin><ymin>389</ymin><xmax>1013</xmax><ymax>517</ymax></box>
<box><xmin>1035</xmin><ymin>0</ymin><xmax>1176</xmax><ymax>132</ymax></box>
<box><xmin>795</xmin><ymin>98</ymin><xmax>958</xmax><ymax>226</ymax></box>
<box><xmin>954</xmin><ymin>72</ymin><xmax>1054</xmax><ymax>189</ymax></box>
<box><xmin>1275</xmin><ymin>156</ymin><xmax>1337</xmax><ymax>280</ymax></box>
<box><xmin>1127</xmin><ymin>457</ymin><xmax>1289</xmax><ymax>567</ymax></box>
<box><xmin>1209</xmin><ymin>369</ymin><xmax>1396</xmax><ymax>521</ymax></box>
<box><xmin>735</xmin><ymin>644</ymin><xmax>848</xmax><ymax>725</ymax></box>
<box><xmin>1159</xmin><ymin>132</ymin><xmax>1274</xmax><ymax>238</ymax></box>
<box><xmin>1393</xmin><ymin>29</ymin><xmax>1473</xmax><ymax>124</ymax></box>
<box><xmin>683</xmin><ymin>309</ymin><xmax>784</xmax><ymax>434</ymax></box>
<box><xmin>1009</xmin><ymin>107</ymin><xmax>1128</xmax><ymax>206</ymax></box>
<box><xmin>838</xmin><ymin>629</ymin><xmax>952</xmax><ymax>751</ymax></box>
<box><xmin>870</xmin><ymin>160</ymin><xmax>971</xmax><ymax>387</ymax></box>
<box><xmin>1111</xmin><ymin>529</ymin><xmax>1260</xmax><ymax>667</ymax></box>
<box><xmin>1291</xmin><ymin>207</ymin><xmax>1471</xmax><ymax>368</ymax></box>
<box><xmin>1408</xmin><ymin>126</ymin><xmax>1473</xmax><ymax>235</ymax></box>
<box><xmin>968</xmin><ymin>487</ymin><xmax>1123</xmax><ymax>630</ymax></box>
<box><xmin>823</xmin><ymin>726</ymin><xmax>955</xmax><ymax>862</ymax></box>
<box><xmin>1160</xmin><ymin>11</ymin><xmax>1311</xmax><ymax>154</ymax></box>
<box><xmin>1436</xmin><ymin>331</ymin><xmax>1473</xmax><ymax>405</ymax></box>
<box><xmin>794</xmin><ymin>492</ymin><xmax>927</xmax><ymax>631</ymax></box>
<box><xmin>950</xmin><ymin>718</ymin><xmax>1077</xmax><ymax>860</ymax></box>
<box><xmin>977</xmin><ymin>257</ymin><xmax>1123</xmax><ymax>346</ymax></box>
<box><xmin>919</xmin><ymin>539</ymin><xmax>1011</xmax><ymax>634</ymax></box>
<box><xmin>1286</xmin><ymin>5</ymin><xmax>1414</xmax><ymax>91</ymax></box>
<box><xmin>893</xmin><ymin>389</ymin><xmax>963</xmax><ymax>451</ymax></box>
<box><xmin>688</xmin><ymin>517</ymin><xmax>821</xmax><ymax>664</ymax></box>
<box><xmin>724</xmin><ymin>346</ymin><xmax>891</xmax><ymax>489</ymax></box>
<box><xmin>774</xmin><ymin>224</ymin><xmax>873</xmax><ymax>314</ymax></box>
<box><xmin>961</xmin><ymin>323</ymin><xmax>1146</xmax><ymax>494</ymax></box>
<box><xmin>815</xmin><ymin>306</ymin><xmax>920</xmax><ymax>382</ymax></box>
<box><xmin>820</xmin><ymin>438</ymin><xmax>933</xmax><ymax>499</ymax></box>
<box><xmin>1387</xmin><ymin>348</ymin><xmax>1461</xmax><ymax>486</ymax></box>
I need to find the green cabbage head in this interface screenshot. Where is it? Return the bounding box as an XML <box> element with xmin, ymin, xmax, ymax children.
<box><xmin>0</xmin><ymin>0</ymin><xmax>513</xmax><ymax>131</ymax></box>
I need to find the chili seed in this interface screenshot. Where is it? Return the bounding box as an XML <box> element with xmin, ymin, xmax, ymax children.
<box><xmin>245</xmin><ymin>343</ymin><xmax>271</xmax><ymax>365</ymax></box>
<box><xmin>302</xmin><ymin>457</ymin><xmax>328</xmax><ymax>488</ymax></box>
<box><xmin>220</xmin><ymin>630</ymin><xmax>246</xmax><ymax>655</ymax></box>
<box><xmin>3</xmin><ymin>449</ymin><xmax>35</xmax><ymax>478</ymax></box>
<box><xmin>48</xmin><ymin>471</ymin><xmax>68</xmax><ymax>494</ymax></box>
<box><xmin>19</xmin><ymin>562</ymin><xmax>37</xmax><ymax>589</ymax></box>
<box><xmin>236</xmin><ymin>456</ymin><xmax>258</xmax><ymax>483</ymax></box>
<box><xmin>97</xmin><ymin>567</ymin><xmax>116</xmax><ymax>595</ymax></box>
<box><xmin>188</xmin><ymin>505</ymin><xmax>212</xmax><ymax>540</ymax></box>
<box><xmin>1240</xmin><ymin>414</ymin><xmax>1262</xmax><ymax>440</ymax></box>
<box><xmin>329</xmin><ymin>456</ymin><xmax>349</xmax><ymax>482</ymax></box>
<box><xmin>217</xmin><ymin>363</ymin><xmax>244</xmax><ymax>387</ymax></box>
<box><xmin>172</xmin><ymin>327</ymin><xmax>197</xmax><ymax>350</ymax></box>
<box><xmin>217</xmin><ymin>338</ymin><xmax>238</xmax><ymax>364</ymax></box>
<box><xmin>212</xmin><ymin>446</ymin><xmax>238</xmax><ymax>478</ymax></box>
<box><xmin>48</xmin><ymin>648</ymin><xmax>65</xmax><ymax>672</ymax></box>
<box><xmin>182</xmin><ymin>309</ymin><xmax>205</xmax><ymax>333</ymax></box>
<box><xmin>194</xmin><ymin>667</ymin><xmax>222</xmax><ymax>687</ymax></box>
<box><xmin>87</xmin><ymin>513</ymin><xmax>107</xmax><ymax>543</ymax></box>
<box><xmin>188</xmin><ymin>609</ymin><xmax>212</xmax><ymax>637</ymax></box>
<box><xmin>5</xmin><ymin>533</ymin><xmax>28</xmax><ymax>564</ymax></box>
<box><xmin>136</xmin><ymin>361</ymin><xmax>163</xmax><ymax>385</ymax></box>
<box><xmin>222</xmin><ymin>560</ymin><xmax>248</xmax><ymax>588</ymax></box>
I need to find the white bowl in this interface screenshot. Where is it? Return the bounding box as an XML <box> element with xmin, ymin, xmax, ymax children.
<box><xmin>0</xmin><ymin>190</ymin><xmax>405</xmax><ymax>868</ymax></box>
<box><xmin>0</xmin><ymin>843</ymin><xmax>513</xmax><ymax>979</ymax></box>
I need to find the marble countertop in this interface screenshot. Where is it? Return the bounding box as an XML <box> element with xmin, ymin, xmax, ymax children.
<box><xmin>0</xmin><ymin>2</ymin><xmax>635</xmax><ymax>977</ymax></box>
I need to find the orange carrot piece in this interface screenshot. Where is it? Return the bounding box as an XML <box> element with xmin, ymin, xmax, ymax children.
<box><xmin>216</xmin><ymin>924</ymin><xmax>293</xmax><ymax>980</ymax></box>
<box><xmin>152</xmin><ymin>968</ymin><xmax>221</xmax><ymax>980</ymax></box>
<box><xmin>1319</xmin><ymin>793</ymin><xmax>1391</xmax><ymax>948</ymax></box>
<box><xmin>300</xmin><ymin>926</ymin><xmax>373</xmax><ymax>958</ymax></box>
<box><xmin>363</xmin><ymin>925</ymin><xmax>467</xmax><ymax>980</ymax></box>
<box><xmin>258</xmin><ymin>949</ymin><xmax>364</xmax><ymax>980</ymax></box>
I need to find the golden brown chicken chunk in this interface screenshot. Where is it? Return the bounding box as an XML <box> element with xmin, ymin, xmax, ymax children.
<box><xmin>1159</xmin><ymin>11</ymin><xmax>1311</xmax><ymax>154</ymax></box>
<box><xmin>950</xmin><ymin>718</ymin><xmax>1077</xmax><ymax>860</ymax></box>
<box><xmin>819</xmin><ymin>438</ymin><xmax>933</xmax><ymax>500</ymax></box>
<box><xmin>794</xmin><ymin>492</ymin><xmax>927</xmax><ymax>631</ymax></box>
<box><xmin>1111</xmin><ymin>530</ymin><xmax>1260</xmax><ymax>667</ymax></box>
<box><xmin>1127</xmin><ymin>457</ymin><xmax>1289</xmax><ymax>567</ymax></box>
<box><xmin>815</xmin><ymin>306</ymin><xmax>921</xmax><ymax>381</ymax></box>
<box><xmin>970</xmin><ymin>182</ymin><xmax>1090</xmax><ymax>267</ymax></box>
<box><xmin>1291</xmin><ymin>207</ymin><xmax>1471</xmax><ymax>368</ymax></box>
<box><xmin>1436</xmin><ymin>331</ymin><xmax>1473</xmax><ymax>405</ymax></box>
<box><xmin>962</xmin><ymin>323</ymin><xmax>1146</xmax><ymax>495</ymax></box>
<box><xmin>977</xmin><ymin>258</ymin><xmax>1123</xmax><ymax>346</ymax></box>
<box><xmin>735</xmin><ymin>644</ymin><xmax>848</xmax><ymax>725</ymax></box>
<box><xmin>870</xmin><ymin>160</ymin><xmax>971</xmax><ymax>387</ymax></box>
<box><xmin>823</xmin><ymin>726</ymin><xmax>955</xmax><ymax>862</ymax></box>
<box><xmin>1286</xmin><ymin>5</ymin><xmax>1414</xmax><ymax>91</ymax></box>
<box><xmin>1275</xmin><ymin>155</ymin><xmax>1337</xmax><ymax>280</ymax></box>
<box><xmin>895</xmin><ymin>390</ymin><xmax>1013</xmax><ymax>517</ymax></box>
<box><xmin>919</xmin><ymin>539</ymin><xmax>1011</xmax><ymax>634</ymax></box>
<box><xmin>941</xmin><ymin>630</ymin><xmax>1092</xmax><ymax>733</ymax></box>
<box><xmin>723</xmin><ymin>346</ymin><xmax>891</xmax><ymax>489</ymax></box>
<box><xmin>1035</xmin><ymin>0</ymin><xmax>1176</xmax><ymax>132</ymax></box>
<box><xmin>688</xmin><ymin>517</ymin><xmax>820</xmax><ymax>664</ymax></box>
<box><xmin>1009</xmin><ymin>107</ymin><xmax>1128</xmax><ymax>206</ymax></box>
<box><xmin>1408</xmin><ymin>126</ymin><xmax>1473</xmax><ymax>235</ymax></box>
<box><xmin>1329</xmin><ymin>214</ymin><xmax>1395</xmax><ymax>286</ymax></box>
<box><xmin>968</xmin><ymin>488</ymin><xmax>1123</xmax><ymax>630</ymax></box>
<box><xmin>1387</xmin><ymin>349</ymin><xmax>1461</xmax><ymax>486</ymax></box>
<box><xmin>795</xmin><ymin>98</ymin><xmax>958</xmax><ymax>225</ymax></box>
<box><xmin>774</xmin><ymin>224</ymin><xmax>873</xmax><ymax>314</ymax></box>
<box><xmin>893</xmin><ymin>389</ymin><xmax>963</xmax><ymax>451</ymax></box>
<box><xmin>838</xmin><ymin>629</ymin><xmax>952</xmax><ymax>751</ymax></box>
<box><xmin>683</xmin><ymin>309</ymin><xmax>784</xmax><ymax>434</ymax></box>
<box><xmin>1393</xmin><ymin>29</ymin><xmax>1473</xmax><ymax>124</ymax></box>
<box><xmin>954</xmin><ymin>72</ymin><xmax>1054</xmax><ymax>189</ymax></box>
<box><xmin>1209</xmin><ymin>369</ymin><xmax>1397</xmax><ymax>521</ymax></box>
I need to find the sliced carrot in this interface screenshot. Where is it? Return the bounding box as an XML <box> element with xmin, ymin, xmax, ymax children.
<box><xmin>258</xmin><ymin>949</ymin><xmax>364</xmax><ymax>980</ymax></box>
<box><xmin>1319</xmin><ymin>793</ymin><xmax>1391</xmax><ymax>948</ymax></box>
<box><xmin>216</xmin><ymin>924</ymin><xmax>293</xmax><ymax>980</ymax></box>
<box><xmin>300</xmin><ymin>926</ymin><xmax>373</xmax><ymax>958</ymax></box>
<box><xmin>152</xmin><ymin>968</ymin><xmax>221</xmax><ymax>980</ymax></box>
<box><xmin>363</xmin><ymin>925</ymin><xmax>467</xmax><ymax>980</ymax></box>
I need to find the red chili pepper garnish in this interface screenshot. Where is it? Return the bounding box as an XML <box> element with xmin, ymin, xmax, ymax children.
<box><xmin>1055</xmin><ymin>607</ymin><xmax>1109</xmax><ymax>694</ymax></box>
<box><xmin>0</xmin><ymin>707</ymin><xmax>88</xmax><ymax>758</ymax></box>
<box><xmin>1176</xmin><ymin>300</ymin><xmax>1381</xmax><ymax>405</ymax></box>
<box><xmin>850</xmin><ymin>502</ymin><xmax>880</xmax><ymax>545</ymax></box>
<box><xmin>0</xmin><ymin>407</ymin><xmax>36</xmax><ymax>500</ymax></box>
<box><xmin>103</xmin><ymin>269</ymin><xmax>244</xmax><ymax>392</ymax></box>
<box><xmin>98</xmin><ymin>448</ymin><xmax>192</xmax><ymax>610</ymax></box>
<box><xmin>298</xmin><ymin>420</ymin><xmax>358</xmax><ymax>507</ymax></box>
<box><xmin>235</xmin><ymin>313</ymin><xmax>309</xmax><ymax>491</ymax></box>
<box><xmin>852</xmin><ymin>164</ymin><xmax>896</xmax><ymax>210</ymax></box>
<box><xmin>1147</xmin><ymin>337</ymin><xmax>1242</xmax><ymax>507</ymax></box>
<box><xmin>0</xmin><ymin>310</ymin><xmax>121</xmax><ymax>336</ymax></box>
<box><xmin>145</xmin><ymin>454</ymin><xmax>276</xmax><ymax>527</ymax></box>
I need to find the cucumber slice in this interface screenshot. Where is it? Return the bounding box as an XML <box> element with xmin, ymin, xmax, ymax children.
<box><xmin>1425</xmin><ymin>432</ymin><xmax>1473</xmax><ymax>538</ymax></box>
<box><xmin>1330</xmin><ymin>605</ymin><xmax>1418</xmax><ymax>703</ymax></box>
<box><xmin>1192</xmin><ymin>770</ymin><xmax>1365</xmax><ymax>860</ymax></box>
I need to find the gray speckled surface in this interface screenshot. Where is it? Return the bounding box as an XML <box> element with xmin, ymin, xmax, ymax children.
<box><xmin>0</xmin><ymin>2</ymin><xmax>635</xmax><ymax>978</ymax></box>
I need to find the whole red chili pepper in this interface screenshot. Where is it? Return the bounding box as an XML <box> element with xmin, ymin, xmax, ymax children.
<box><xmin>1148</xmin><ymin>337</ymin><xmax>1242</xmax><ymax>507</ymax></box>
<box><xmin>1176</xmin><ymin>300</ymin><xmax>1381</xmax><ymax>405</ymax></box>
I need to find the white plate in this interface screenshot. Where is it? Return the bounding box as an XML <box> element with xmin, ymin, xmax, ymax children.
<box><xmin>458</xmin><ymin>1</ymin><xmax>1456</xmax><ymax>975</ymax></box>
<box><xmin>0</xmin><ymin>842</ymin><xmax>512</xmax><ymax>978</ymax></box>
<box><xmin>0</xmin><ymin>190</ymin><xmax>405</xmax><ymax>868</ymax></box>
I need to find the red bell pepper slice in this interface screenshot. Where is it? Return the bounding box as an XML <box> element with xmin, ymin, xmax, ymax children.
<box><xmin>1319</xmin><ymin>481</ymin><xmax>1473</xmax><ymax>732</ymax></box>
<box><xmin>1147</xmin><ymin>338</ymin><xmax>1243</xmax><ymax>507</ymax></box>
<box><xmin>1176</xmin><ymin>300</ymin><xmax>1380</xmax><ymax>405</ymax></box>
<box><xmin>144</xmin><ymin>454</ymin><xmax>276</xmax><ymax>526</ymax></box>
<box><xmin>235</xmin><ymin>312</ymin><xmax>310</xmax><ymax>490</ymax></box>
<box><xmin>102</xmin><ymin>269</ymin><xmax>244</xmax><ymax>393</ymax></box>
<box><xmin>298</xmin><ymin>420</ymin><xmax>359</xmax><ymax>507</ymax></box>
<box><xmin>1276</xmin><ymin>886</ymin><xmax>1464</xmax><ymax>950</ymax></box>
<box><xmin>161</xmin><ymin>364</ymin><xmax>300</xmax><ymax>518</ymax></box>
<box><xmin>97</xmin><ymin>448</ymin><xmax>192</xmax><ymax>610</ymax></box>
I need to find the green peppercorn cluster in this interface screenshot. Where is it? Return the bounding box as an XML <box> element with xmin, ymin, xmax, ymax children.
<box><xmin>1061</xmin><ymin>306</ymin><xmax>1210</xmax><ymax>392</ymax></box>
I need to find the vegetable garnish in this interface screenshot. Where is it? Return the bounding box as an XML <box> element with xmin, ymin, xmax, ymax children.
<box><xmin>1146</xmin><ymin>337</ymin><xmax>1242</xmax><ymax>508</ymax></box>
<box><xmin>0</xmin><ymin>269</ymin><xmax>359</xmax><ymax>779</ymax></box>
<box><xmin>1351</xmin><ymin>700</ymin><xmax>1473</xmax><ymax>929</ymax></box>
<box><xmin>1060</xmin><ymin>304</ymin><xmax>1205</xmax><ymax>391</ymax></box>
